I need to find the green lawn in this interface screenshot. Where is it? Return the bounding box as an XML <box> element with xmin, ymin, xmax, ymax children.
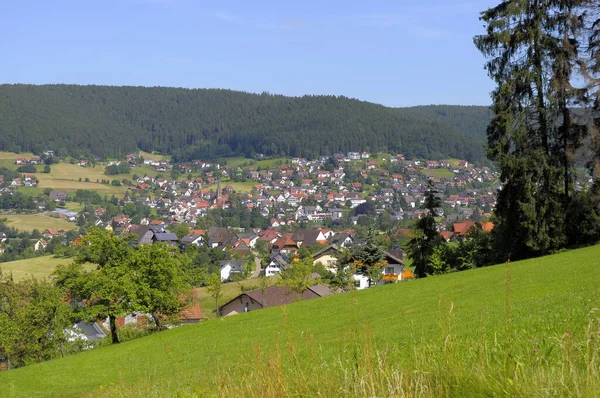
<box><xmin>421</xmin><ymin>168</ymin><xmax>456</xmax><ymax>179</ymax></box>
<box><xmin>1</xmin><ymin>245</ymin><xmax>600</xmax><ymax>396</ymax></box>
<box><xmin>3</xmin><ymin>214</ymin><xmax>77</xmax><ymax>233</ymax></box>
<box><xmin>0</xmin><ymin>255</ymin><xmax>73</xmax><ymax>281</ymax></box>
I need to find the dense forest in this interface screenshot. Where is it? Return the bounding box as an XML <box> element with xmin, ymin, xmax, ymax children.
<box><xmin>0</xmin><ymin>85</ymin><xmax>491</xmax><ymax>163</ymax></box>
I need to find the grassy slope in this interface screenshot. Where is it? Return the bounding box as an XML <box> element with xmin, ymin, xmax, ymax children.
<box><xmin>3</xmin><ymin>214</ymin><xmax>77</xmax><ymax>233</ymax></box>
<box><xmin>2</xmin><ymin>245</ymin><xmax>600</xmax><ymax>397</ymax></box>
<box><xmin>0</xmin><ymin>255</ymin><xmax>73</xmax><ymax>281</ymax></box>
<box><xmin>421</xmin><ymin>168</ymin><xmax>455</xmax><ymax>179</ymax></box>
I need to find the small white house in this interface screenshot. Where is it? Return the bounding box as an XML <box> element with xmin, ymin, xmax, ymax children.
<box><xmin>265</xmin><ymin>254</ymin><xmax>289</xmax><ymax>277</ymax></box>
<box><xmin>219</xmin><ymin>259</ymin><xmax>244</xmax><ymax>281</ymax></box>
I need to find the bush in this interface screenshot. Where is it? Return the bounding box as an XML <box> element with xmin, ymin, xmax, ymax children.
<box><xmin>16</xmin><ymin>164</ymin><xmax>37</xmax><ymax>173</ymax></box>
<box><xmin>111</xmin><ymin>179</ymin><xmax>121</xmax><ymax>186</ymax></box>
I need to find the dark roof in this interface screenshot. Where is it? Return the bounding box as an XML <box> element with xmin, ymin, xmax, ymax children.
<box><xmin>228</xmin><ymin>283</ymin><xmax>333</xmax><ymax>309</ymax></box>
<box><xmin>218</xmin><ymin>259</ymin><xmax>244</xmax><ymax>273</ymax></box>
<box><xmin>385</xmin><ymin>251</ymin><xmax>405</xmax><ymax>265</ymax></box>
<box><xmin>312</xmin><ymin>244</ymin><xmax>342</xmax><ymax>260</ymax></box>
<box><xmin>307</xmin><ymin>284</ymin><xmax>335</xmax><ymax>297</ymax></box>
<box><xmin>75</xmin><ymin>321</ymin><xmax>107</xmax><ymax>341</ymax></box>
<box><xmin>154</xmin><ymin>233</ymin><xmax>179</xmax><ymax>242</ymax></box>
<box><xmin>181</xmin><ymin>234</ymin><xmax>203</xmax><ymax>244</ymax></box>
<box><xmin>49</xmin><ymin>190</ymin><xmax>68</xmax><ymax>201</ymax></box>
<box><xmin>328</xmin><ymin>233</ymin><xmax>353</xmax><ymax>245</ymax></box>
<box><xmin>208</xmin><ymin>227</ymin><xmax>236</xmax><ymax>245</ymax></box>
<box><xmin>292</xmin><ymin>230</ymin><xmax>324</xmax><ymax>246</ymax></box>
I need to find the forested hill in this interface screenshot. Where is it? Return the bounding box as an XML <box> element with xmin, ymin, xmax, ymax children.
<box><xmin>0</xmin><ymin>84</ymin><xmax>490</xmax><ymax>163</ymax></box>
<box><xmin>403</xmin><ymin>105</ymin><xmax>493</xmax><ymax>141</ymax></box>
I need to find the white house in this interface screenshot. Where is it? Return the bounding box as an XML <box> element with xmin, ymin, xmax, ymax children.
<box><xmin>219</xmin><ymin>259</ymin><xmax>245</xmax><ymax>281</ymax></box>
<box><xmin>265</xmin><ymin>254</ymin><xmax>289</xmax><ymax>277</ymax></box>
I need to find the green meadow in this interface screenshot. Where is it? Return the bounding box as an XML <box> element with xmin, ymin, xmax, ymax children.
<box><xmin>1</xmin><ymin>244</ymin><xmax>600</xmax><ymax>397</ymax></box>
<box><xmin>0</xmin><ymin>256</ymin><xmax>73</xmax><ymax>282</ymax></box>
<box><xmin>3</xmin><ymin>214</ymin><xmax>77</xmax><ymax>233</ymax></box>
<box><xmin>421</xmin><ymin>168</ymin><xmax>456</xmax><ymax>179</ymax></box>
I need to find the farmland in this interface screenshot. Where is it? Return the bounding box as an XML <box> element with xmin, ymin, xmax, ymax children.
<box><xmin>421</xmin><ymin>168</ymin><xmax>456</xmax><ymax>179</ymax></box>
<box><xmin>0</xmin><ymin>255</ymin><xmax>73</xmax><ymax>281</ymax></box>
<box><xmin>1</xmin><ymin>244</ymin><xmax>599</xmax><ymax>396</ymax></box>
<box><xmin>3</xmin><ymin>214</ymin><xmax>77</xmax><ymax>232</ymax></box>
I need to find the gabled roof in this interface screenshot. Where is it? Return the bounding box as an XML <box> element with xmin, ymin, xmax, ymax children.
<box><xmin>179</xmin><ymin>288</ymin><xmax>202</xmax><ymax>322</ymax></box>
<box><xmin>221</xmin><ymin>283</ymin><xmax>334</xmax><ymax>310</ymax></box>
<box><xmin>453</xmin><ymin>220</ymin><xmax>477</xmax><ymax>236</ymax></box>
<box><xmin>181</xmin><ymin>233</ymin><xmax>203</xmax><ymax>244</ymax></box>
<box><xmin>219</xmin><ymin>259</ymin><xmax>244</xmax><ymax>273</ymax></box>
<box><xmin>153</xmin><ymin>233</ymin><xmax>179</xmax><ymax>242</ymax></box>
<box><xmin>292</xmin><ymin>230</ymin><xmax>327</xmax><ymax>246</ymax></box>
<box><xmin>312</xmin><ymin>244</ymin><xmax>343</xmax><ymax>260</ymax></box>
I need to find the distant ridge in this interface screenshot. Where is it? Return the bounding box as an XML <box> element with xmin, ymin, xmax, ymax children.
<box><xmin>0</xmin><ymin>84</ymin><xmax>491</xmax><ymax>163</ymax></box>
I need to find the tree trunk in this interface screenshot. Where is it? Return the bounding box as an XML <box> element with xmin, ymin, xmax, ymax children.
<box><xmin>152</xmin><ymin>312</ymin><xmax>162</xmax><ymax>331</ymax></box>
<box><xmin>109</xmin><ymin>315</ymin><xmax>120</xmax><ymax>344</ymax></box>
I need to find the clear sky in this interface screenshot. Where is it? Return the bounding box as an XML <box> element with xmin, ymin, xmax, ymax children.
<box><xmin>0</xmin><ymin>0</ymin><xmax>498</xmax><ymax>107</ymax></box>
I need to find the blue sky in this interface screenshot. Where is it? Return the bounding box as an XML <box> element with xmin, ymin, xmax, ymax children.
<box><xmin>0</xmin><ymin>0</ymin><xmax>498</xmax><ymax>107</ymax></box>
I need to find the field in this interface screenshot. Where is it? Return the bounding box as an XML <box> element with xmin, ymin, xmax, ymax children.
<box><xmin>224</xmin><ymin>156</ymin><xmax>289</xmax><ymax>169</ymax></box>
<box><xmin>138</xmin><ymin>150</ymin><xmax>171</xmax><ymax>162</ymax></box>
<box><xmin>203</xmin><ymin>179</ymin><xmax>257</xmax><ymax>193</ymax></box>
<box><xmin>0</xmin><ymin>151</ymin><xmax>35</xmax><ymax>169</ymax></box>
<box><xmin>0</xmin><ymin>255</ymin><xmax>73</xmax><ymax>281</ymax></box>
<box><xmin>421</xmin><ymin>168</ymin><xmax>456</xmax><ymax>179</ymax></box>
<box><xmin>3</xmin><ymin>214</ymin><xmax>77</xmax><ymax>232</ymax></box>
<box><xmin>2</xmin><ymin>244</ymin><xmax>600</xmax><ymax>396</ymax></box>
<box><xmin>35</xmin><ymin>163</ymin><xmax>128</xmax><ymax>195</ymax></box>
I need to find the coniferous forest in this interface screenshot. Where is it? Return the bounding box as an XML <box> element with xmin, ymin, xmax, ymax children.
<box><xmin>0</xmin><ymin>84</ymin><xmax>490</xmax><ymax>162</ymax></box>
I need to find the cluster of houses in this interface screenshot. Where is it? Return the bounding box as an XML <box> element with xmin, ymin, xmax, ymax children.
<box><xmin>14</xmin><ymin>156</ymin><xmax>42</xmax><ymax>165</ymax></box>
<box><xmin>93</xmin><ymin>152</ymin><xmax>500</xmax><ymax>230</ymax></box>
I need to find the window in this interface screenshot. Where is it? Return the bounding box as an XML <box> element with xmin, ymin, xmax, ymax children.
<box><xmin>385</xmin><ymin>267</ymin><xmax>395</xmax><ymax>274</ymax></box>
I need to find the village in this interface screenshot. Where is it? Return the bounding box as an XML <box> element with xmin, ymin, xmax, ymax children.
<box><xmin>1</xmin><ymin>150</ymin><xmax>500</xmax><ymax>318</ymax></box>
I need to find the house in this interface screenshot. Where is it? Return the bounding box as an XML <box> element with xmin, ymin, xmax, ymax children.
<box><xmin>353</xmin><ymin>250</ymin><xmax>405</xmax><ymax>290</ymax></box>
<box><xmin>218</xmin><ymin>283</ymin><xmax>334</xmax><ymax>316</ymax></box>
<box><xmin>34</xmin><ymin>238</ymin><xmax>48</xmax><ymax>251</ymax></box>
<box><xmin>208</xmin><ymin>227</ymin><xmax>236</xmax><ymax>248</ymax></box>
<box><xmin>452</xmin><ymin>220</ymin><xmax>477</xmax><ymax>239</ymax></box>
<box><xmin>265</xmin><ymin>253</ymin><xmax>289</xmax><ymax>277</ymax></box>
<box><xmin>152</xmin><ymin>233</ymin><xmax>179</xmax><ymax>246</ymax></box>
<box><xmin>291</xmin><ymin>230</ymin><xmax>328</xmax><ymax>248</ymax></box>
<box><xmin>129</xmin><ymin>225</ymin><xmax>155</xmax><ymax>245</ymax></box>
<box><xmin>0</xmin><ymin>232</ymin><xmax>6</xmax><ymax>242</ymax></box>
<box><xmin>271</xmin><ymin>235</ymin><xmax>298</xmax><ymax>255</ymax></box>
<box><xmin>180</xmin><ymin>233</ymin><xmax>204</xmax><ymax>248</ymax></box>
<box><xmin>179</xmin><ymin>288</ymin><xmax>203</xmax><ymax>324</ymax></box>
<box><xmin>49</xmin><ymin>191</ymin><xmax>68</xmax><ymax>202</ymax></box>
<box><xmin>43</xmin><ymin>228</ymin><xmax>63</xmax><ymax>239</ymax></box>
<box><xmin>219</xmin><ymin>259</ymin><xmax>245</xmax><ymax>281</ymax></box>
<box><xmin>327</xmin><ymin>233</ymin><xmax>354</xmax><ymax>249</ymax></box>
<box><xmin>313</xmin><ymin>245</ymin><xmax>343</xmax><ymax>270</ymax></box>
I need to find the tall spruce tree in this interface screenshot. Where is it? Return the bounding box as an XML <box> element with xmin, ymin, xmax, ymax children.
<box><xmin>405</xmin><ymin>180</ymin><xmax>443</xmax><ymax>278</ymax></box>
<box><xmin>474</xmin><ymin>0</ymin><xmax>590</xmax><ymax>260</ymax></box>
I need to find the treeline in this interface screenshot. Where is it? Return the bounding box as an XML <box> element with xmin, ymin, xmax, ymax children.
<box><xmin>0</xmin><ymin>85</ymin><xmax>489</xmax><ymax>163</ymax></box>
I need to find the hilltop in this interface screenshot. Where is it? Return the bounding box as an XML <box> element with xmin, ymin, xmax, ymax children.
<box><xmin>0</xmin><ymin>85</ymin><xmax>490</xmax><ymax>163</ymax></box>
<box><xmin>1</xmin><ymin>244</ymin><xmax>599</xmax><ymax>397</ymax></box>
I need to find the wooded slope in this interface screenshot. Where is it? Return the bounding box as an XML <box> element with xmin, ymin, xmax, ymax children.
<box><xmin>0</xmin><ymin>85</ymin><xmax>491</xmax><ymax>162</ymax></box>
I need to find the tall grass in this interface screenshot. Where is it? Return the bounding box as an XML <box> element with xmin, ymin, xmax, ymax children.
<box><xmin>101</xmin><ymin>294</ymin><xmax>600</xmax><ymax>398</ymax></box>
<box><xmin>2</xmin><ymin>245</ymin><xmax>600</xmax><ymax>397</ymax></box>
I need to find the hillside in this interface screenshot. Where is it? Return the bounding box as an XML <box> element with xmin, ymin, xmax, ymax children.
<box><xmin>0</xmin><ymin>85</ymin><xmax>489</xmax><ymax>163</ymax></box>
<box><xmin>1</xmin><ymin>244</ymin><xmax>599</xmax><ymax>396</ymax></box>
